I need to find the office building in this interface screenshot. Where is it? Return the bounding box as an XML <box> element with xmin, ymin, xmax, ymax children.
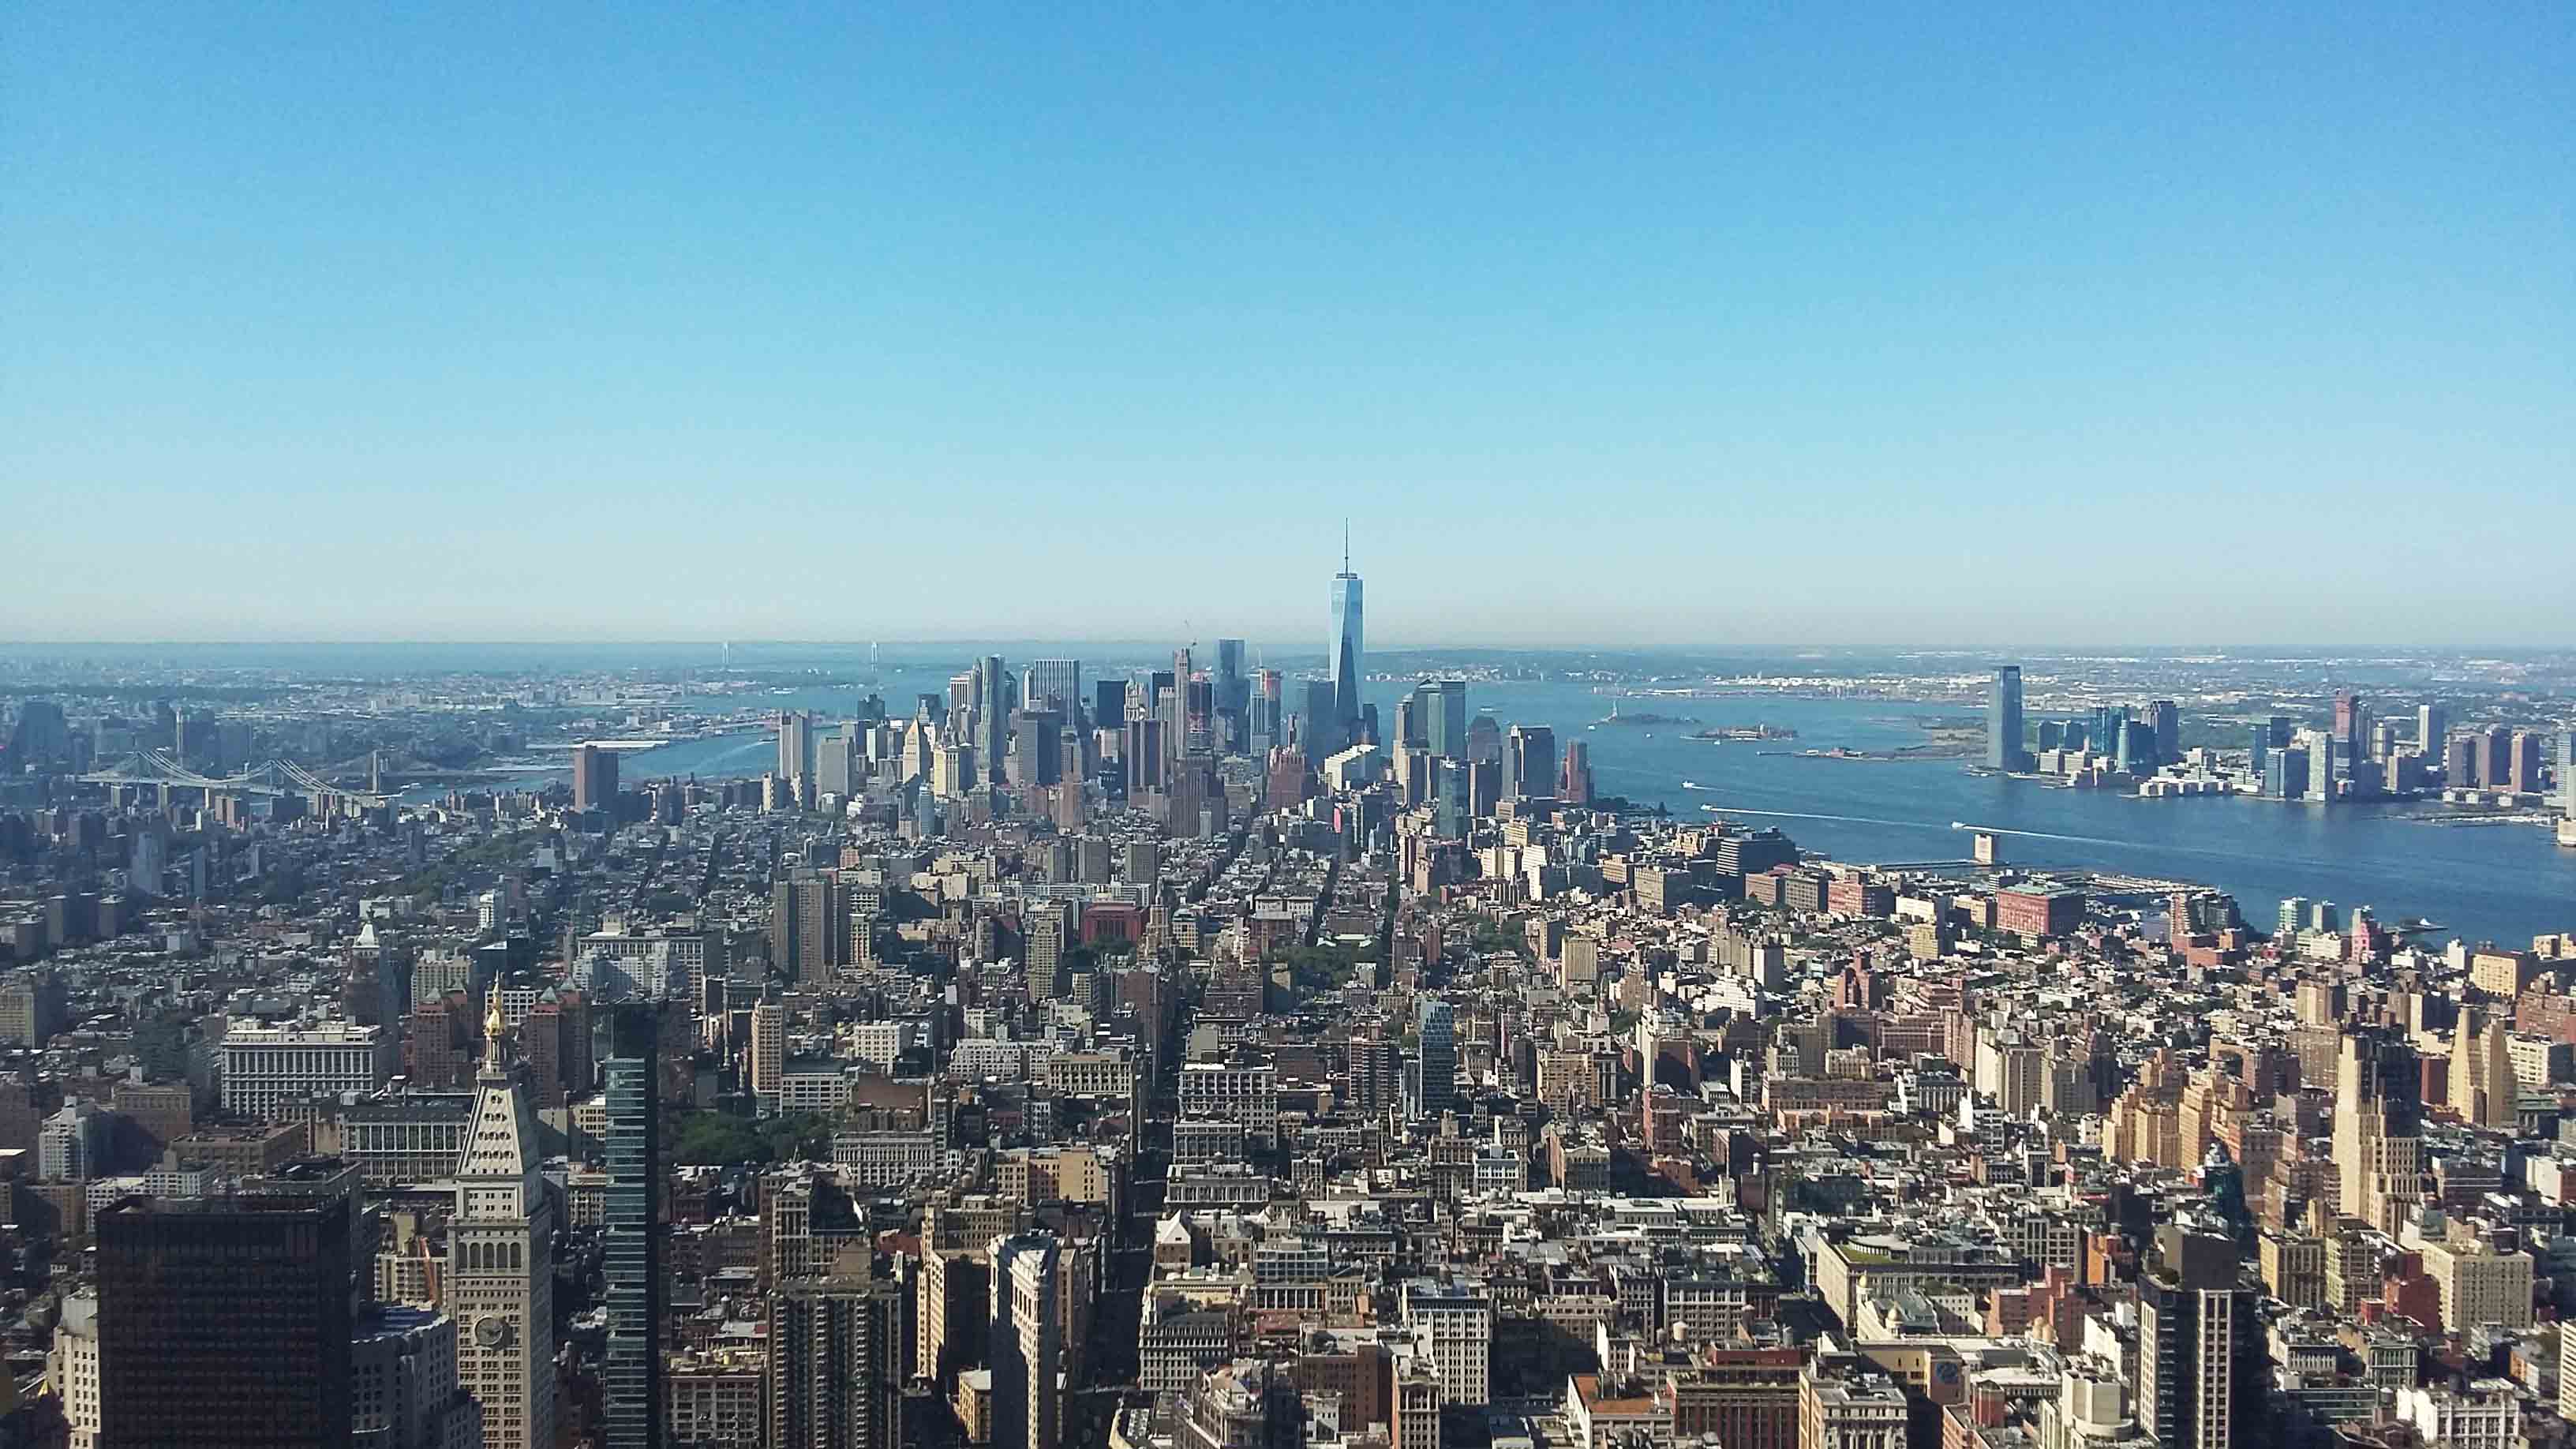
<box><xmin>96</xmin><ymin>1194</ymin><xmax>355</xmax><ymax>1449</ymax></box>
<box><xmin>2417</xmin><ymin>702</ymin><xmax>2445</xmax><ymax>755</ymax></box>
<box><xmin>971</xmin><ymin>656</ymin><xmax>1016</xmax><ymax>785</ymax></box>
<box><xmin>572</xmin><ymin>743</ymin><xmax>620</xmax><ymax>814</ymax></box>
<box><xmin>1399</xmin><ymin>1277</ymin><xmax>1492</xmax><ymax>1408</ymax></box>
<box><xmin>353</xmin><ymin>1305</ymin><xmax>481</xmax><ymax>1449</ymax></box>
<box><xmin>1027</xmin><ymin>903</ymin><xmax>1073</xmax><ymax>1001</ymax></box>
<box><xmin>1329</xmin><ymin>545</ymin><xmax>1365</xmax><ymax>746</ymax></box>
<box><xmin>603</xmin><ymin>1004</ymin><xmax>665</xmax><ymax>1449</ymax></box>
<box><xmin>39</xmin><ymin>1100</ymin><xmax>108</xmax><ymax>1181</ymax></box>
<box><xmin>1410</xmin><ymin>1001</ymin><xmax>1456</xmax><ymax>1121</ymax></box>
<box><xmin>448</xmin><ymin>1007</ymin><xmax>555</xmax><ymax>1449</ymax></box>
<box><xmin>2333</xmin><ymin>690</ymin><xmax>2364</xmax><ymax>755</ymax></box>
<box><xmin>1300</xmin><ymin>681</ymin><xmax>1340</xmax><ymax>765</ymax></box>
<box><xmin>1503</xmin><ymin>724</ymin><xmax>1556</xmax><ymax>801</ymax></box>
<box><xmin>751</xmin><ymin>999</ymin><xmax>785</xmax><ymax>1106</ymax></box>
<box><xmin>49</xmin><ymin>1290</ymin><xmax>100</xmax><ymax>1449</ymax></box>
<box><xmin>1213</xmin><ymin>640</ymin><xmax>1248</xmax><ymax>748</ymax></box>
<box><xmin>2148</xmin><ymin>699</ymin><xmax>2179</xmax><ymax>762</ymax></box>
<box><xmin>778</xmin><ymin>711</ymin><xmax>814</xmax><ymax>788</ymax></box>
<box><xmin>221</xmin><ymin>1020</ymin><xmax>397</xmax><ymax>1117</ymax></box>
<box><xmin>990</xmin><ymin>1234</ymin><xmax>1062</xmax><ymax>1449</ymax></box>
<box><xmin>2136</xmin><ymin>1225</ymin><xmax>2252</xmax><ymax>1449</ymax></box>
<box><xmin>2450</xmin><ymin>1009</ymin><xmax>2517</xmax><ymax>1132</ymax></box>
<box><xmin>1798</xmin><ymin>1358</ymin><xmax>1906</xmax><ymax>1449</ymax></box>
<box><xmin>2333</xmin><ymin>1030</ymin><xmax>2423</xmax><ymax>1233</ymax></box>
<box><xmin>1418</xmin><ymin>680</ymin><xmax>1468</xmax><ymax>760</ymax></box>
<box><xmin>2117</xmin><ymin>718</ymin><xmax>2158</xmax><ymax>777</ymax></box>
<box><xmin>2510</xmin><ymin>729</ymin><xmax>2545</xmax><ymax>795</ymax></box>
<box><xmin>2478</xmin><ymin>725</ymin><xmax>2511</xmax><ymax>791</ymax></box>
<box><xmin>1023</xmin><ymin>659</ymin><xmax>1081</xmax><ymax>717</ymax></box>
<box><xmin>769</xmin><ymin>1273</ymin><xmax>904</xmax><ymax>1449</ymax></box>
<box><xmin>1987</xmin><ymin>666</ymin><xmax>2029</xmax><ymax>771</ymax></box>
<box><xmin>1009</xmin><ymin>711</ymin><xmax>1064</xmax><ymax>788</ymax></box>
<box><xmin>771</xmin><ymin>871</ymin><xmax>844</xmax><ymax>987</ymax></box>
<box><xmin>2437</xmin><ymin>731</ymin><xmax>2474</xmax><ymax>785</ymax></box>
<box><xmin>1093</xmin><ymin>679</ymin><xmax>1129</xmax><ymax>731</ymax></box>
<box><xmin>814</xmin><ymin>724</ymin><xmax>862</xmax><ymax>799</ymax></box>
<box><xmin>1560</xmin><ymin>740</ymin><xmax>1593</xmax><ymax>807</ymax></box>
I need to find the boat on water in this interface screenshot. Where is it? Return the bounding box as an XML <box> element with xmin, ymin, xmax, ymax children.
<box><xmin>1949</xmin><ymin>821</ymin><xmax>1968</xmax><ymax>829</ymax></box>
<box><xmin>1681</xmin><ymin>781</ymin><xmax>1704</xmax><ymax>790</ymax></box>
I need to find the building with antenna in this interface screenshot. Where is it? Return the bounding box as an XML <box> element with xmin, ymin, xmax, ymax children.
<box><xmin>1329</xmin><ymin>529</ymin><xmax>1364</xmax><ymax>754</ymax></box>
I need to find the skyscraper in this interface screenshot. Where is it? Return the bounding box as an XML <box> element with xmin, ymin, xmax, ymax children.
<box><xmin>778</xmin><ymin>711</ymin><xmax>815</xmax><ymax>788</ymax></box>
<box><xmin>990</xmin><ymin>1234</ymin><xmax>1062</xmax><ymax>1449</ymax></box>
<box><xmin>96</xmin><ymin>1193</ymin><xmax>354</xmax><ymax>1449</ymax></box>
<box><xmin>602</xmin><ymin>1004</ymin><xmax>665</xmax><ymax>1449</ymax></box>
<box><xmin>769</xmin><ymin>1273</ymin><xmax>904</xmax><ymax>1449</ymax></box>
<box><xmin>2448</xmin><ymin>1008</ymin><xmax>2517</xmax><ymax>1132</ymax></box>
<box><xmin>1300</xmin><ymin>681</ymin><xmax>1339</xmax><ymax>766</ymax></box>
<box><xmin>1560</xmin><ymin>740</ymin><xmax>1593</xmax><ymax>807</ymax></box>
<box><xmin>2333</xmin><ymin>1030</ymin><xmax>2423</xmax><ymax>1233</ymax></box>
<box><xmin>2480</xmin><ymin>725</ymin><xmax>2511</xmax><ymax>791</ymax></box>
<box><xmin>1420</xmin><ymin>680</ymin><xmax>1468</xmax><ymax>760</ymax></box>
<box><xmin>2136</xmin><ymin>1224</ymin><xmax>2252</xmax><ymax>1449</ymax></box>
<box><xmin>1410</xmin><ymin>1001</ymin><xmax>1456</xmax><ymax>1121</ymax></box>
<box><xmin>2333</xmin><ymin>691</ymin><xmax>2365</xmax><ymax>759</ymax></box>
<box><xmin>450</xmin><ymin>1005</ymin><xmax>556</xmax><ymax>1449</ymax></box>
<box><xmin>1329</xmin><ymin>539</ymin><xmax>1364</xmax><ymax>746</ymax></box>
<box><xmin>572</xmin><ymin>743</ymin><xmax>620</xmax><ymax>814</ymax></box>
<box><xmin>2117</xmin><ymin>718</ymin><xmax>2159</xmax><ymax>777</ymax></box>
<box><xmin>2417</xmin><ymin>701</ymin><xmax>2446</xmax><ymax>755</ymax></box>
<box><xmin>771</xmin><ymin>871</ymin><xmax>844</xmax><ymax>988</ymax></box>
<box><xmin>2509</xmin><ymin>729</ymin><xmax>2545</xmax><ymax>795</ymax></box>
<box><xmin>973</xmin><ymin>657</ymin><xmax>1014</xmax><ymax>786</ymax></box>
<box><xmin>1092</xmin><ymin>679</ymin><xmax>1129</xmax><ymax>732</ymax></box>
<box><xmin>1023</xmin><ymin>659</ymin><xmax>1081</xmax><ymax>717</ymax></box>
<box><xmin>1986</xmin><ymin>667</ymin><xmax>2028</xmax><ymax>771</ymax></box>
<box><xmin>1248</xmin><ymin>669</ymin><xmax>1282</xmax><ymax>747</ymax></box>
<box><xmin>1214</xmin><ymin>638</ymin><xmax>1248</xmax><ymax>751</ymax></box>
<box><xmin>2148</xmin><ymin>700</ymin><xmax>2179</xmax><ymax>762</ymax></box>
<box><xmin>1504</xmin><ymin>725</ymin><xmax>1557</xmax><ymax>802</ymax></box>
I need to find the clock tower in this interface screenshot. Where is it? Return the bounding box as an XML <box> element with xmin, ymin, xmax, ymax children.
<box><xmin>447</xmin><ymin>1002</ymin><xmax>556</xmax><ymax>1449</ymax></box>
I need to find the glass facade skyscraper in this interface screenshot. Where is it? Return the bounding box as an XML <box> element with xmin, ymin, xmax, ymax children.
<box><xmin>1410</xmin><ymin>1000</ymin><xmax>1456</xmax><ymax>1121</ymax></box>
<box><xmin>602</xmin><ymin>1003</ymin><xmax>664</xmax><ymax>1449</ymax></box>
<box><xmin>1329</xmin><ymin>550</ymin><xmax>1364</xmax><ymax>745</ymax></box>
<box><xmin>1987</xmin><ymin>665</ymin><xmax>2028</xmax><ymax>771</ymax></box>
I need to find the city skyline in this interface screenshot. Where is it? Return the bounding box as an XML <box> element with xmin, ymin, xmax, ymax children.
<box><xmin>7</xmin><ymin>8</ymin><xmax>2576</xmax><ymax>1447</ymax></box>
<box><xmin>6</xmin><ymin>8</ymin><xmax>2571</xmax><ymax>646</ymax></box>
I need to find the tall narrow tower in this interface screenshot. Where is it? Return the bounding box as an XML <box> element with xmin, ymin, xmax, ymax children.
<box><xmin>449</xmin><ymin>999</ymin><xmax>556</xmax><ymax>1449</ymax></box>
<box><xmin>603</xmin><ymin>1002</ymin><xmax>666</xmax><ymax>1449</ymax></box>
<box><xmin>1986</xmin><ymin>665</ymin><xmax>2027</xmax><ymax>772</ymax></box>
<box><xmin>1329</xmin><ymin>528</ymin><xmax>1365</xmax><ymax>749</ymax></box>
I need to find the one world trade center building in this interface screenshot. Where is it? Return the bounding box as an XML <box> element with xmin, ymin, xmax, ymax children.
<box><xmin>1330</xmin><ymin>544</ymin><xmax>1364</xmax><ymax>750</ymax></box>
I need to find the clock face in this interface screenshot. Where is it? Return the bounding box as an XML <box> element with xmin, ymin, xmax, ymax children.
<box><xmin>475</xmin><ymin>1315</ymin><xmax>511</xmax><ymax>1348</ymax></box>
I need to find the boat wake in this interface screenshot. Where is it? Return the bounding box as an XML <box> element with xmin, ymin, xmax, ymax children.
<box><xmin>1703</xmin><ymin>807</ymin><xmax>1948</xmax><ymax>832</ymax></box>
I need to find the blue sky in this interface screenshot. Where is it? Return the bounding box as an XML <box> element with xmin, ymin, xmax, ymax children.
<box><xmin>5</xmin><ymin>6</ymin><xmax>2570</xmax><ymax>647</ymax></box>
